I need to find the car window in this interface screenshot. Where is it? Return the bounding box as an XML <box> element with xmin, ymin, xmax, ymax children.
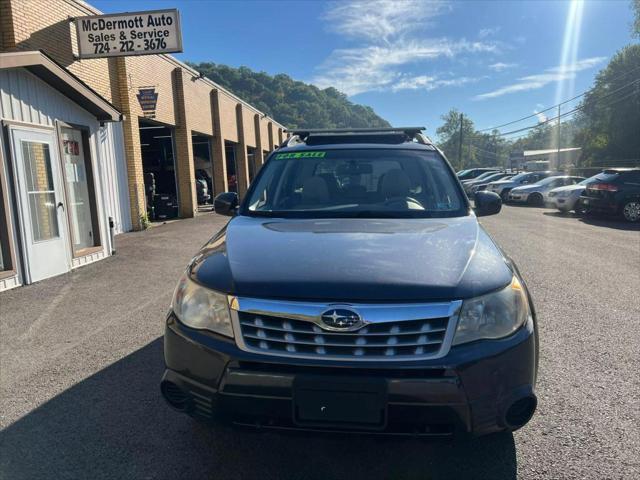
<box><xmin>579</xmin><ymin>175</ymin><xmax>601</xmax><ymax>186</ymax></box>
<box><xmin>536</xmin><ymin>177</ymin><xmax>557</xmax><ymax>186</ymax></box>
<box><xmin>622</xmin><ymin>171</ymin><xmax>640</xmax><ymax>182</ymax></box>
<box><xmin>245</xmin><ymin>149</ymin><xmax>466</xmax><ymax>218</ymax></box>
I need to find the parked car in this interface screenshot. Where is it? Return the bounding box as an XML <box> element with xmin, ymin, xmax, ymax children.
<box><xmin>509</xmin><ymin>176</ymin><xmax>585</xmax><ymax>206</ymax></box>
<box><xmin>469</xmin><ymin>175</ymin><xmax>513</xmax><ymax>195</ymax></box>
<box><xmin>487</xmin><ymin>171</ymin><xmax>559</xmax><ymax>201</ymax></box>
<box><xmin>457</xmin><ymin>167</ymin><xmax>499</xmax><ymax>181</ymax></box>
<box><xmin>547</xmin><ymin>175</ymin><xmax>601</xmax><ymax>213</ymax></box>
<box><xmin>161</xmin><ymin>127</ymin><xmax>539</xmax><ymax>437</ymax></box>
<box><xmin>579</xmin><ymin>168</ymin><xmax>640</xmax><ymax>222</ymax></box>
<box><xmin>464</xmin><ymin>172</ymin><xmax>513</xmax><ymax>195</ymax></box>
<box><xmin>461</xmin><ymin>170</ymin><xmax>502</xmax><ymax>187</ymax></box>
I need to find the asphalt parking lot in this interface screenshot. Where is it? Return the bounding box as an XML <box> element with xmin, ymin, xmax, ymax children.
<box><xmin>1</xmin><ymin>206</ymin><xmax>638</xmax><ymax>480</ymax></box>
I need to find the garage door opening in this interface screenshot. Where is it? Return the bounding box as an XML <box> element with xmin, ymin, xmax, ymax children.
<box><xmin>225</xmin><ymin>141</ymin><xmax>238</xmax><ymax>193</ymax></box>
<box><xmin>192</xmin><ymin>133</ymin><xmax>213</xmax><ymax>206</ymax></box>
<box><xmin>140</xmin><ymin>119</ymin><xmax>178</xmax><ymax>221</ymax></box>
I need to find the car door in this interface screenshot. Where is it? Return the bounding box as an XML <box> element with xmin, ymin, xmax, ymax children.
<box><xmin>10</xmin><ymin>127</ymin><xmax>70</xmax><ymax>283</ymax></box>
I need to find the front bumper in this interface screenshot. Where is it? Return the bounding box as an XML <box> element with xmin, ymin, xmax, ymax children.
<box><xmin>579</xmin><ymin>196</ymin><xmax>618</xmax><ymax>214</ymax></box>
<box><xmin>549</xmin><ymin>195</ymin><xmax>577</xmax><ymax>210</ymax></box>
<box><xmin>162</xmin><ymin>313</ymin><xmax>537</xmax><ymax>436</ymax></box>
<box><xmin>508</xmin><ymin>191</ymin><xmax>529</xmax><ymax>203</ymax></box>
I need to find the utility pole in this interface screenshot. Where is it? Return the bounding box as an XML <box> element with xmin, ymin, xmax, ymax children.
<box><xmin>556</xmin><ymin>104</ymin><xmax>561</xmax><ymax>170</ymax></box>
<box><xmin>457</xmin><ymin>113</ymin><xmax>464</xmax><ymax>169</ymax></box>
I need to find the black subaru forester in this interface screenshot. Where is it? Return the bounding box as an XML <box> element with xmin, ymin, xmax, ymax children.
<box><xmin>162</xmin><ymin>127</ymin><xmax>538</xmax><ymax>436</ymax></box>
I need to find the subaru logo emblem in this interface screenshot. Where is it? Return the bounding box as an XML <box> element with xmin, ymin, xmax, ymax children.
<box><xmin>319</xmin><ymin>307</ymin><xmax>363</xmax><ymax>331</ymax></box>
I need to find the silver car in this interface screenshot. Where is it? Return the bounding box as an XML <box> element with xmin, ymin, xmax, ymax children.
<box><xmin>463</xmin><ymin>172</ymin><xmax>512</xmax><ymax>195</ymax></box>
<box><xmin>486</xmin><ymin>171</ymin><xmax>558</xmax><ymax>200</ymax></box>
<box><xmin>547</xmin><ymin>175</ymin><xmax>600</xmax><ymax>213</ymax></box>
<box><xmin>509</xmin><ymin>176</ymin><xmax>585</xmax><ymax>206</ymax></box>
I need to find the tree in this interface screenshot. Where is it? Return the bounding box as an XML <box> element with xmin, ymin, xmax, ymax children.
<box><xmin>436</xmin><ymin>109</ymin><xmax>477</xmax><ymax>169</ymax></box>
<box><xmin>573</xmin><ymin>44</ymin><xmax>640</xmax><ymax>166</ymax></box>
<box><xmin>187</xmin><ymin>62</ymin><xmax>390</xmax><ymax>129</ymax></box>
<box><xmin>633</xmin><ymin>0</ymin><xmax>640</xmax><ymax>37</ymax></box>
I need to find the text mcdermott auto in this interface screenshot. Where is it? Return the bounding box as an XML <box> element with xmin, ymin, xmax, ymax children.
<box><xmin>161</xmin><ymin>127</ymin><xmax>539</xmax><ymax>437</ymax></box>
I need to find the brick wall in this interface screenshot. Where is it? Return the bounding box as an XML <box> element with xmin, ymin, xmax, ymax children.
<box><xmin>2</xmin><ymin>0</ymin><xmax>286</xmax><ymax>229</ymax></box>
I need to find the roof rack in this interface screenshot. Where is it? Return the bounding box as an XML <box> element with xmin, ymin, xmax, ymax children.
<box><xmin>280</xmin><ymin>126</ymin><xmax>432</xmax><ymax>148</ymax></box>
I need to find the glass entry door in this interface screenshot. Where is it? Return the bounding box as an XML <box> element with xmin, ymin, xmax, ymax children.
<box><xmin>11</xmin><ymin>128</ymin><xmax>70</xmax><ymax>282</ymax></box>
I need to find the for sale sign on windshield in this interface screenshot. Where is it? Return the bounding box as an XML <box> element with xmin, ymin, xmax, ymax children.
<box><xmin>74</xmin><ymin>9</ymin><xmax>182</xmax><ymax>59</ymax></box>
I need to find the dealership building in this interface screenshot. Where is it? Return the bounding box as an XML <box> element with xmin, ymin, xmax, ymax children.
<box><xmin>0</xmin><ymin>0</ymin><xmax>285</xmax><ymax>291</ymax></box>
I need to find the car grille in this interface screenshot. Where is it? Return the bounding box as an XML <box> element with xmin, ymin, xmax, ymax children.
<box><xmin>236</xmin><ymin>311</ymin><xmax>451</xmax><ymax>360</ymax></box>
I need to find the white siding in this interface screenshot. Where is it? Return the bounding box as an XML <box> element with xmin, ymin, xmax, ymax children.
<box><xmin>98</xmin><ymin>122</ymin><xmax>131</xmax><ymax>233</ymax></box>
<box><xmin>0</xmin><ymin>68</ymin><xmax>96</xmax><ymax>127</ymax></box>
<box><xmin>0</xmin><ymin>67</ymin><xmax>125</xmax><ymax>289</ymax></box>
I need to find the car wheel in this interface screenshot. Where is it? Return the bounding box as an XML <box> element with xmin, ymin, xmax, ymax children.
<box><xmin>500</xmin><ymin>190</ymin><xmax>510</xmax><ymax>202</ymax></box>
<box><xmin>573</xmin><ymin>202</ymin><xmax>586</xmax><ymax>215</ymax></box>
<box><xmin>528</xmin><ymin>193</ymin><xmax>543</xmax><ymax>206</ymax></box>
<box><xmin>622</xmin><ymin>200</ymin><xmax>640</xmax><ymax>222</ymax></box>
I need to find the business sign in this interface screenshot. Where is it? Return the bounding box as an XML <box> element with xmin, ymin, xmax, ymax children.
<box><xmin>74</xmin><ymin>9</ymin><xmax>182</xmax><ymax>59</ymax></box>
<box><xmin>137</xmin><ymin>87</ymin><xmax>158</xmax><ymax>118</ymax></box>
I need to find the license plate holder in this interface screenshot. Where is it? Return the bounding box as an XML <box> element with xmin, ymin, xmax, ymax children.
<box><xmin>293</xmin><ymin>376</ymin><xmax>387</xmax><ymax>429</ymax></box>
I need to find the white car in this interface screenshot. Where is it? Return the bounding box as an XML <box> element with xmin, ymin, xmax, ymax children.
<box><xmin>547</xmin><ymin>175</ymin><xmax>600</xmax><ymax>213</ymax></box>
<box><xmin>508</xmin><ymin>176</ymin><xmax>585</xmax><ymax>206</ymax></box>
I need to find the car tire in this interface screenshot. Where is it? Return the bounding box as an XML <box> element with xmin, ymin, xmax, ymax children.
<box><xmin>500</xmin><ymin>190</ymin><xmax>511</xmax><ymax>202</ymax></box>
<box><xmin>527</xmin><ymin>193</ymin><xmax>543</xmax><ymax>206</ymax></box>
<box><xmin>621</xmin><ymin>200</ymin><xmax>640</xmax><ymax>222</ymax></box>
<box><xmin>573</xmin><ymin>202</ymin><xmax>586</xmax><ymax>215</ymax></box>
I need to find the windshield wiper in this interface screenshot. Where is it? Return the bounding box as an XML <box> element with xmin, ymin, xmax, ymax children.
<box><xmin>351</xmin><ymin>210</ymin><xmax>431</xmax><ymax>218</ymax></box>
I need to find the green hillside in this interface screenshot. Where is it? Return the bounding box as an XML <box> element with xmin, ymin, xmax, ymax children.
<box><xmin>188</xmin><ymin>62</ymin><xmax>391</xmax><ymax>130</ymax></box>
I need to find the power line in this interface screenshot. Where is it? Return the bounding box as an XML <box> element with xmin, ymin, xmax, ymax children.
<box><xmin>475</xmin><ymin>64</ymin><xmax>640</xmax><ymax>133</ymax></box>
<box><xmin>476</xmin><ymin>91</ymin><xmax>584</xmax><ymax>133</ymax></box>
<box><xmin>476</xmin><ymin>78</ymin><xmax>640</xmax><ymax>139</ymax></box>
<box><xmin>469</xmin><ymin>145</ymin><xmax>500</xmax><ymax>157</ymax></box>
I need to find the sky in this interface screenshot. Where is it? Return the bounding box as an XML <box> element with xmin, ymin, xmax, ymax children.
<box><xmin>91</xmin><ymin>0</ymin><xmax>636</xmax><ymax>139</ymax></box>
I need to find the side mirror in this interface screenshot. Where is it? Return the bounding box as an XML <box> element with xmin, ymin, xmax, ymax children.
<box><xmin>214</xmin><ymin>192</ymin><xmax>238</xmax><ymax>217</ymax></box>
<box><xmin>474</xmin><ymin>191</ymin><xmax>502</xmax><ymax>217</ymax></box>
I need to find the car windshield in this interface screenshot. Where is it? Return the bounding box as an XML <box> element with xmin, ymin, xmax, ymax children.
<box><xmin>472</xmin><ymin>171</ymin><xmax>498</xmax><ymax>181</ymax></box>
<box><xmin>579</xmin><ymin>174</ymin><xmax>604</xmax><ymax>185</ymax></box>
<box><xmin>506</xmin><ymin>172</ymin><xmax>528</xmax><ymax>182</ymax></box>
<box><xmin>536</xmin><ymin>176</ymin><xmax>561</xmax><ymax>186</ymax></box>
<box><xmin>594</xmin><ymin>172</ymin><xmax>620</xmax><ymax>182</ymax></box>
<box><xmin>244</xmin><ymin>149</ymin><xmax>466</xmax><ymax>218</ymax></box>
<box><xmin>481</xmin><ymin>173</ymin><xmax>506</xmax><ymax>182</ymax></box>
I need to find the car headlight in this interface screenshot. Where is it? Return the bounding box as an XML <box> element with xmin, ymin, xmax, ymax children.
<box><xmin>453</xmin><ymin>276</ymin><xmax>530</xmax><ymax>346</ymax></box>
<box><xmin>172</xmin><ymin>272</ymin><xmax>234</xmax><ymax>337</ymax></box>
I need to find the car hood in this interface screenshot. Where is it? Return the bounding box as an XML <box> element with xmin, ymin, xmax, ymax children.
<box><xmin>511</xmin><ymin>184</ymin><xmax>541</xmax><ymax>193</ymax></box>
<box><xmin>190</xmin><ymin>215</ymin><xmax>513</xmax><ymax>302</ymax></box>
<box><xmin>490</xmin><ymin>179</ymin><xmax>517</xmax><ymax>186</ymax></box>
